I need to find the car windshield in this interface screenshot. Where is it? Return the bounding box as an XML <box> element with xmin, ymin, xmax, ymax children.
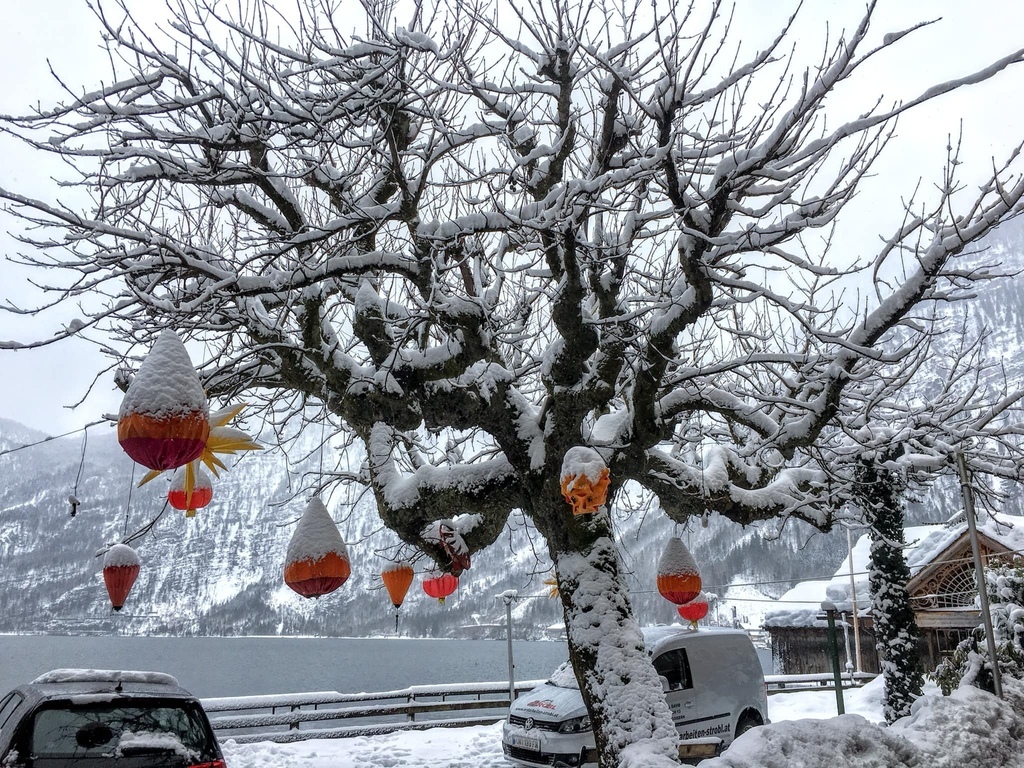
<box><xmin>546</xmin><ymin>661</ymin><xmax>580</xmax><ymax>690</ymax></box>
<box><xmin>29</xmin><ymin>698</ymin><xmax>216</xmax><ymax>766</ymax></box>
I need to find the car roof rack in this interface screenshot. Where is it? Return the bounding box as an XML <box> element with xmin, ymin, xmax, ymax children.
<box><xmin>31</xmin><ymin>669</ymin><xmax>180</xmax><ymax>687</ymax></box>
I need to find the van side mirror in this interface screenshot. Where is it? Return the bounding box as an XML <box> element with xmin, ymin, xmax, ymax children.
<box><xmin>659</xmin><ymin>675</ymin><xmax>671</xmax><ymax>692</ymax></box>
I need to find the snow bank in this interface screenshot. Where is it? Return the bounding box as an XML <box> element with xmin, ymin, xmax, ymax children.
<box><xmin>703</xmin><ymin>676</ymin><xmax>1024</xmax><ymax>768</ymax></box>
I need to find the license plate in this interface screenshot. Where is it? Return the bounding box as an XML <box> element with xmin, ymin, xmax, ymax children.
<box><xmin>508</xmin><ymin>731</ymin><xmax>541</xmax><ymax>752</ymax></box>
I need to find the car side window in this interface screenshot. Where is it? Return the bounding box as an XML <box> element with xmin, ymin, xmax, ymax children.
<box><xmin>653</xmin><ymin>649</ymin><xmax>692</xmax><ymax>691</ymax></box>
<box><xmin>0</xmin><ymin>693</ymin><xmax>23</xmax><ymax>730</ymax></box>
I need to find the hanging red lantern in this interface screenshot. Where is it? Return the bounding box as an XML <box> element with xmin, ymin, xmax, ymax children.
<box><xmin>103</xmin><ymin>544</ymin><xmax>141</xmax><ymax>612</ymax></box>
<box><xmin>381</xmin><ymin>562</ymin><xmax>415</xmax><ymax>609</ymax></box>
<box><xmin>422</xmin><ymin>571</ymin><xmax>459</xmax><ymax>604</ymax></box>
<box><xmin>117</xmin><ymin>330</ymin><xmax>210</xmax><ymax>471</ymax></box>
<box><xmin>560</xmin><ymin>446</ymin><xmax>610</xmax><ymax>515</ymax></box>
<box><xmin>677</xmin><ymin>592</ymin><xmax>709</xmax><ymax>627</ymax></box>
<box><xmin>167</xmin><ymin>464</ymin><xmax>213</xmax><ymax>518</ymax></box>
<box><xmin>657</xmin><ymin>537</ymin><xmax>702</xmax><ymax>605</ymax></box>
<box><xmin>284</xmin><ymin>497</ymin><xmax>351</xmax><ymax>599</ymax></box>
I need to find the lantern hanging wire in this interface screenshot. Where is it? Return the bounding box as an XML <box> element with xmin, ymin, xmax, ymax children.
<box><xmin>123</xmin><ymin>462</ymin><xmax>137</xmax><ymax>537</ymax></box>
<box><xmin>69</xmin><ymin>425</ymin><xmax>89</xmax><ymax>517</ymax></box>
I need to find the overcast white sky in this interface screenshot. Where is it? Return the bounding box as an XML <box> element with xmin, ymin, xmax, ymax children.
<box><xmin>1</xmin><ymin>0</ymin><xmax>1023</xmax><ymax>436</ymax></box>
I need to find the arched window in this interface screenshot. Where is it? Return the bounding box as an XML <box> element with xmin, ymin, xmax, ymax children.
<box><xmin>935</xmin><ymin>564</ymin><xmax>977</xmax><ymax>608</ymax></box>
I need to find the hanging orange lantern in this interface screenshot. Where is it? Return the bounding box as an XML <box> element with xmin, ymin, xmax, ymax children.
<box><xmin>677</xmin><ymin>592</ymin><xmax>709</xmax><ymax>628</ymax></box>
<box><xmin>117</xmin><ymin>329</ymin><xmax>210</xmax><ymax>471</ymax></box>
<box><xmin>422</xmin><ymin>571</ymin><xmax>459</xmax><ymax>604</ymax></box>
<box><xmin>103</xmin><ymin>543</ymin><xmax>141</xmax><ymax>612</ymax></box>
<box><xmin>381</xmin><ymin>561</ymin><xmax>415</xmax><ymax>609</ymax></box>
<box><xmin>657</xmin><ymin>536</ymin><xmax>702</xmax><ymax>605</ymax></box>
<box><xmin>284</xmin><ymin>498</ymin><xmax>351</xmax><ymax>599</ymax></box>
<box><xmin>560</xmin><ymin>446</ymin><xmax>610</xmax><ymax>515</ymax></box>
<box><xmin>167</xmin><ymin>465</ymin><xmax>213</xmax><ymax>518</ymax></box>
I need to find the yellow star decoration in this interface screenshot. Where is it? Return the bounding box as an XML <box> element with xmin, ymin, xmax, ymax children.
<box><xmin>138</xmin><ymin>403</ymin><xmax>262</xmax><ymax>500</ymax></box>
<box><xmin>545</xmin><ymin>577</ymin><xmax>559</xmax><ymax>599</ymax></box>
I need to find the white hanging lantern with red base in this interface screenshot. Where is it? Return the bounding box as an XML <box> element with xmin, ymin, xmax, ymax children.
<box><xmin>657</xmin><ymin>537</ymin><xmax>702</xmax><ymax>605</ymax></box>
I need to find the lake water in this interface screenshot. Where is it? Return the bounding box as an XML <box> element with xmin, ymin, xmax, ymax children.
<box><xmin>0</xmin><ymin>634</ymin><xmax>773</xmax><ymax>700</ymax></box>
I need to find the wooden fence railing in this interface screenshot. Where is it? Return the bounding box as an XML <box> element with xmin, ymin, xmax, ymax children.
<box><xmin>202</xmin><ymin>673</ymin><xmax>878</xmax><ymax>745</ymax></box>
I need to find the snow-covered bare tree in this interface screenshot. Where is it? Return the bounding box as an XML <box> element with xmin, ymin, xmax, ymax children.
<box><xmin>3</xmin><ymin>1</ymin><xmax>1024</xmax><ymax>765</ymax></box>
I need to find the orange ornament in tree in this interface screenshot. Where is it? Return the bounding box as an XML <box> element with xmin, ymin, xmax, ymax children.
<box><xmin>167</xmin><ymin>464</ymin><xmax>213</xmax><ymax>518</ymax></box>
<box><xmin>677</xmin><ymin>592</ymin><xmax>709</xmax><ymax>628</ymax></box>
<box><xmin>657</xmin><ymin>537</ymin><xmax>702</xmax><ymax>605</ymax></box>
<box><xmin>381</xmin><ymin>562</ymin><xmax>415</xmax><ymax>609</ymax></box>
<box><xmin>103</xmin><ymin>543</ymin><xmax>141</xmax><ymax>612</ymax></box>
<box><xmin>284</xmin><ymin>498</ymin><xmax>351</xmax><ymax>599</ymax></box>
<box><xmin>560</xmin><ymin>446</ymin><xmax>610</xmax><ymax>515</ymax></box>
<box><xmin>422</xmin><ymin>571</ymin><xmax>459</xmax><ymax>604</ymax></box>
<box><xmin>117</xmin><ymin>330</ymin><xmax>210</xmax><ymax>471</ymax></box>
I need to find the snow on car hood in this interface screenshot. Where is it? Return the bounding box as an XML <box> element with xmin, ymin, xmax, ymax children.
<box><xmin>509</xmin><ymin>682</ymin><xmax>587</xmax><ymax>721</ymax></box>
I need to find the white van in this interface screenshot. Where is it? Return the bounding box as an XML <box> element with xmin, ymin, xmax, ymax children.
<box><xmin>502</xmin><ymin>627</ymin><xmax>768</xmax><ymax>767</ymax></box>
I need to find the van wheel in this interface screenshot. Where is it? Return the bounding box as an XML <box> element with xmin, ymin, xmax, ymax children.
<box><xmin>735</xmin><ymin>711</ymin><xmax>763</xmax><ymax>737</ymax></box>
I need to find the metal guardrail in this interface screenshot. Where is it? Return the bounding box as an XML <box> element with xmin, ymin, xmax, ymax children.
<box><xmin>204</xmin><ymin>673</ymin><xmax>879</xmax><ymax>744</ymax></box>
<box><xmin>203</xmin><ymin>680</ymin><xmax>545</xmax><ymax>744</ymax></box>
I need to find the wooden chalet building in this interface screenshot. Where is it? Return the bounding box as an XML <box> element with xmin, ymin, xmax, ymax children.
<box><xmin>764</xmin><ymin>512</ymin><xmax>1024</xmax><ymax>675</ymax></box>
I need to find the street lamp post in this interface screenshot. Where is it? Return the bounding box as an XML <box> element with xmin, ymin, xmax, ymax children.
<box><xmin>821</xmin><ymin>600</ymin><xmax>846</xmax><ymax>715</ymax></box>
<box><xmin>499</xmin><ymin>590</ymin><xmax>519</xmax><ymax>704</ymax></box>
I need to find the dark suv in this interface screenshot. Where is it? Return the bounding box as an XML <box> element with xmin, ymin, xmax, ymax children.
<box><xmin>0</xmin><ymin>669</ymin><xmax>225</xmax><ymax>767</ymax></box>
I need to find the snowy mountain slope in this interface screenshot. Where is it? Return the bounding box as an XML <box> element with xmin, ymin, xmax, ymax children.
<box><xmin>1</xmin><ymin>414</ymin><xmax>1008</xmax><ymax>640</ymax></box>
<box><xmin>0</xmin><ymin>417</ymin><xmax>860</xmax><ymax>638</ymax></box>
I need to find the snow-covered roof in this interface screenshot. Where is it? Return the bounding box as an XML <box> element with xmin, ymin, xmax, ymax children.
<box><xmin>764</xmin><ymin>511</ymin><xmax>1024</xmax><ymax>628</ymax></box>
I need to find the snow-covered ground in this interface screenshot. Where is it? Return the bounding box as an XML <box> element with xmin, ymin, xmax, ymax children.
<box><xmin>220</xmin><ymin>675</ymin><xmax>1024</xmax><ymax>767</ymax></box>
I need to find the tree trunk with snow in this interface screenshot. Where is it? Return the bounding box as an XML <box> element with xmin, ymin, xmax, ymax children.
<box><xmin>3</xmin><ymin>2</ymin><xmax>1024</xmax><ymax>765</ymax></box>
<box><xmin>857</xmin><ymin>457</ymin><xmax>924</xmax><ymax>723</ymax></box>
<box><xmin>555</xmin><ymin>532</ymin><xmax>679</xmax><ymax>767</ymax></box>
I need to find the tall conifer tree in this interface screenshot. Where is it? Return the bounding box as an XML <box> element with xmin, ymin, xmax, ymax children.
<box><xmin>856</xmin><ymin>455</ymin><xmax>924</xmax><ymax>722</ymax></box>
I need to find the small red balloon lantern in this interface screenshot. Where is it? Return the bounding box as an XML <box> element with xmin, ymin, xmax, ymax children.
<box><xmin>422</xmin><ymin>571</ymin><xmax>459</xmax><ymax>604</ymax></box>
<box><xmin>560</xmin><ymin>446</ymin><xmax>610</xmax><ymax>515</ymax></box>
<box><xmin>381</xmin><ymin>562</ymin><xmax>415</xmax><ymax>609</ymax></box>
<box><xmin>657</xmin><ymin>537</ymin><xmax>702</xmax><ymax>605</ymax></box>
<box><xmin>117</xmin><ymin>330</ymin><xmax>210</xmax><ymax>471</ymax></box>
<box><xmin>168</xmin><ymin>465</ymin><xmax>213</xmax><ymax>518</ymax></box>
<box><xmin>103</xmin><ymin>543</ymin><xmax>141</xmax><ymax>612</ymax></box>
<box><xmin>284</xmin><ymin>498</ymin><xmax>351</xmax><ymax>599</ymax></box>
<box><xmin>677</xmin><ymin>592</ymin><xmax>709</xmax><ymax>627</ymax></box>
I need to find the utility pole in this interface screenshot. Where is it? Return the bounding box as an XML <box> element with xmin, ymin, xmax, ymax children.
<box><xmin>955</xmin><ymin>452</ymin><xmax>1003</xmax><ymax>699</ymax></box>
<box><xmin>846</xmin><ymin>526</ymin><xmax>864</xmax><ymax>673</ymax></box>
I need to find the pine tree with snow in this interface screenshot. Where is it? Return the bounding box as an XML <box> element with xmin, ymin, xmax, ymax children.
<box><xmin>856</xmin><ymin>456</ymin><xmax>924</xmax><ymax>723</ymax></box>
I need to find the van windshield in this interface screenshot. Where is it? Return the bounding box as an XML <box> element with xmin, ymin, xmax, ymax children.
<box><xmin>545</xmin><ymin>661</ymin><xmax>580</xmax><ymax>690</ymax></box>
